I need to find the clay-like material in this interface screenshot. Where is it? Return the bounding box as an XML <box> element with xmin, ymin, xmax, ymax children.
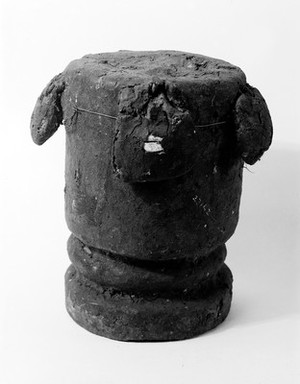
<box><xmin>31</xmin><ymin>51</ymin><xmax>272</xmax><ymax>341</ymax></box>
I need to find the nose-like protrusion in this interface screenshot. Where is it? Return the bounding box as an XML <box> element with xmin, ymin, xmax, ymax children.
<box><xmin>114</xmin><ymin>90</ymin><xmax>197</xmax><ymax>183</ymax></box>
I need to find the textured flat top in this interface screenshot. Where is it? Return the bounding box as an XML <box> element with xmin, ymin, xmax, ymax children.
<box><xmin>65</xmin><ymin>50</ymin><xmax>246</xmax><ymax>84</ymax></box>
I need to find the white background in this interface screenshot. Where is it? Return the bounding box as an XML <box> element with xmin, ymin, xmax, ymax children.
<box><xmin>0</xmin><ymin>1</ymin><xmax>299</xmax><ymax>383</ymax></box>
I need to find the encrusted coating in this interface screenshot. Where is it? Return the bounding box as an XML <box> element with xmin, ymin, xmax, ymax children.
<box><xmin>31</xmin><ymin>51</ymin><xmax>272</xmax><ymax>341</ymax></box>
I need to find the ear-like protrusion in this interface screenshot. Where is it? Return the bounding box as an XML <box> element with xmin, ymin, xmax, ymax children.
<box><xmin>30</xmin><ymin>73</ymin><xmax>65</xmax><ymax>145</ymax></box>
<box><xmin>234</xmin><ymin>84</ymin><xmax>273</xmax><ymax>165</ymax></box>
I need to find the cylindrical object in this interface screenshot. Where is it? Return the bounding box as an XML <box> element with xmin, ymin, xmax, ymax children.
<box><xmin>31</xmin><ymin>51</ymin><xmax>272</xmax><ymax>341</ymax></box>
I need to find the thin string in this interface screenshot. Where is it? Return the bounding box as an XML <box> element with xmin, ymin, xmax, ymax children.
<box><xmin>194</xmin><ymin>121</ymin><xmax>227</xmax><ymax>128</ymax></box>
<box><xmin>73</xmin><ymin>104</ymin><xmax>227</xmax><ymax>127</ymax></box>
<box><xmin>73</xmin><ymin>104</ymin><xmax>117</xmax><ymax>120</ymax></box>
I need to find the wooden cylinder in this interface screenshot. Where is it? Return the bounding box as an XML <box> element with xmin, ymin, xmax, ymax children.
<box><xmin>31</xmin><ymin>51</ymin><xmax>272</xmax><ymax>341</ymax></box>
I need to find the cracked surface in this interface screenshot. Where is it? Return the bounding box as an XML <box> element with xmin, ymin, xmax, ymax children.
<box><xmin>31</xmin><ymin>51</ymin><xmax>272</xmax><ymax>341</ymax></box>
<box><xmin>67</xmin><ymin>50</ymin><xmax>246</xmax><ymax>82</ymax></box>
<box><xmin>30</xmin><ymin>73</ymin><xmax>65</xmax><ymax>145</ymax></box>
<box><xmin>65</xmin><ymin>262</ymin><xmax>233</xmax><ymax>341</ymax></box>
<box><xmin>30</xmin><ymin>51</ymin><xmax>273</xmax><ymax>260</ymax></box>
<box><xmin>234</xmin><ymin>84</ymin><xmax>273</xmax><ymax>164</ymax></box>
<box><xmin>67</xmin><ymin>234</ymin><xmax>227</xmax><ymax>295</ymax></box>
<box><xmin>45</xmin><ymin>51</ymin><xmax>249</xmax><ymax>259</ymax></box>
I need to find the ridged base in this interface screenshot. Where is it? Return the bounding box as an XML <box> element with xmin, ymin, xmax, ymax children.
<box><xmin>65</xmin><ymin>263</ymin><xmax>232</xmax><ymax>341</ymax></box>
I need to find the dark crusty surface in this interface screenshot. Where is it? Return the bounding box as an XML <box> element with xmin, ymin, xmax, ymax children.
<box><xmin>57</xmin><ymin>51</ymin><xmax>248</xmax><ymax>260</ymax></box>
<box><xmin>61</xmin><ymin>50</ymin><xmax>247</xmax><ymax>138</ymax></box>
<box><xmin>67</xmin><ymin>234</ymin><xmax>227</xmax><ymax>294</ymax></box>
<box><xmin>65</xmin><ymin>262</ymin><xmax>233</xmax><ymax>341</ymax></box>
<box><xmin>30</xmin><ymin>50</ymin><xmax>273</xmax><ymax>341</ymax></box>
<box><xmin>65</xmin><ymin>49</ymin><xmax>246</xmax><ymax>84</ymax></box>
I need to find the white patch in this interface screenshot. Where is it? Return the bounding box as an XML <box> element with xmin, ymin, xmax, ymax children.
<box><xmin>148</xmin><ymin>134</ymin><xmax>163</xmax><ymax>142</ymax></box>
<box><xmin>83</xmin><ymin>245</ymin><xmax>92</xmax><ymax>255</ymax></box>
<box><xmin>213</xmin><ymin>165</ymin><xmax>218</xmax><ymax>174</ymax></box>
<box><xmin>144</xmin><ymin>135</ymin><xmax>164</xmax><ymax>153</ymax></box>
<box><xmin>144</xmin><ymin>142</ymin><xmax>164</xmax><ymax>152</ymax></box>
